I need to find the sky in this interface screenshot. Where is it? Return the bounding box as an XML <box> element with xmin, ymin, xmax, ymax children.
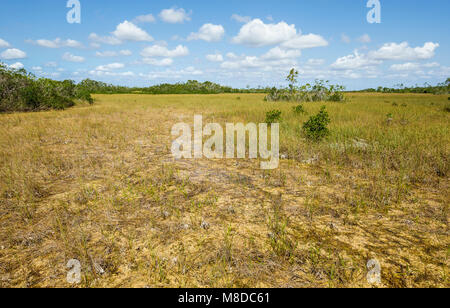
<box><xmin>0</xmin><ymin>0</ymin><xmax>449</xmax><ymax>90</ymax></box>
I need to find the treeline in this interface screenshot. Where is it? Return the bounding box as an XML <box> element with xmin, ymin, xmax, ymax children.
<box><xmin>77</xmin><ymin>79</ymin><xmax>267</xmax><ymax>95</ymax></box>
<box><xmin>0</xmin><ymin>63</ymin><xmax>93</xmax><ymax>113</ymax></box>
<box><xmin>361</xmin><ymin>78</ymin><xmax>450</xmax><ymax>94</ymax></box>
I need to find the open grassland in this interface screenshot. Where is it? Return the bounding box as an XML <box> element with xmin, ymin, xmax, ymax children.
<box><xmin>0</xmin><ymin>93</ymin><xmax>448</xmax><ymax>287</ymax></box>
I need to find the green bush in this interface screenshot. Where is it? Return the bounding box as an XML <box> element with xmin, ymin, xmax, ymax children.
<box><xmin>292</xmin><ymin>104</ymin><xmax>306</xmax><ymax>114</ymax></box>
<box><xmin>266</xmin><ymin>110</ymin><xmax>282</xmax><ymax>124</ymax></box>
<box><xmin>302</xmin><ymin>106</ymin><xmax>331</xmax><ymax>141</ymax></box>
<box><xmin>0</xmin><ymin>63</ymin><xmax>93</xmax><ymax>112</ymax></box>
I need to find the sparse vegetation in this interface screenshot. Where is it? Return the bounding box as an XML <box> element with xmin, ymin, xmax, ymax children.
<box><xmin>302</xmin><ymin>106</ymin><xmax>331</xmax><ymax>141</ymax></box>
<box><xmin>265</xmin><ymin>69</ymin><xmax>345</xmax><ymax>102</ymax></box>
<box><xmin>0</xmin><ymin>89</ymin><xmax>448</xmax><ymax>288</ymax></box>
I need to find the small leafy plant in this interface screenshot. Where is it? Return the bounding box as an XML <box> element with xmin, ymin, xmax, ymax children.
<box><xmin>266</xmin><ymin>110</ymin><xmax>282</xmax><ymax>124</ymax></box>
<box><xmin>292</xmin><ymin>104</ymin><xmax>306</xmax><ymax>114</ymax></box>
<box><xmin>302</xmin><ymin>106</ymin><xmax>331</xmax><ymax>141</ymax></box>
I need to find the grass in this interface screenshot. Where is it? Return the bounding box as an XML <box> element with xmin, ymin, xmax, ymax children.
<box><xmin>0</xmin><ymin>93</ymin><xmax>448</xmax><ymax>287</ymax></box>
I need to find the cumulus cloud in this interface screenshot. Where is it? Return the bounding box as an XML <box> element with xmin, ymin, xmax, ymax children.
<box><xmin>96</xmin><ymin>50</ymin><xmax>132</xmax><ymax>57</ymax></box>
<box><xmin>231</xmin><ymin>19</ymin><xmax>327</xmax><ymax>50</ymax></box>
<box><xmin>281</xmin><ymin>34</ymin><xmax>328</xmax><ymax>49</ymax></box>
<box><xmin>134</xmin><ymin>14</ymin><xmax>156</xmax><ymax>23</ymax></box>
<box><xmin>96</xmin><ymin>63</ymin><xmax>125</xmax><ymax>71</ymax></box>
<box><xmin>27</xmin><ymin>38</ymin><xmax>83</xmax><ymax>48</ymax></box>
<box><xmin>112</xmin><ymin>21</ymin><xmax>154</xmax><ymax>42</ymax></box>
<box><xmin>89</xmin><ymin>33</ymin><xmax>122</xmax><ymax>46</ymax></box>
<box><xmin>89</xmin><ymin>70</ymin><xmax>135</xmax><ymax>77</ymax></box>
<box><xmin>0</xmin><ymin>48</ymin><xmax>27</xmax><ymax>60</ymax></box>
<box><xmin>232</xmin><ymin>19</ymin><xmax>297</xmax><ymax>47</ymax></box>
<box><xmin>8</xmin><ymin>62</ymin><xmax>24</xmax><ymax>70</ymax></box>
<box><xmin>188</xmin><ymin>24</ymin><xmax>225</xmax><ymax>42</ymax></box>
<box><xmin>369</xmin><ymin>42</ymin><xmax>439</xmax><ymax>61</ymax></box>
<box><xmin>231</xmin><ymin>14</ymin><xmax>251</xmax><ymax>23</ymax></box>
<box><xmin>140</xmin><ymin>45</ymin><xmax>189</xmax><ymax>58</ymax></box>
<box><xmin>142</xmin><ymin>58</ymin><xmax>174</xmax><ymax>66</ymax></box>
<box><xmin>0</xmin><ymin>38</ymin><xmax>11</xmax><ymax>48</ymax></box>
<box><xmin>220</xmin><ymin>52</ymin><xmax>297</xmax><ymax>71</ymax></box>
<box><xmin>331</xmin><ymin>51</ymin><xmax>381</xmax><ymax>70</ymax></box>
<box><xmin>138</xmin><ymin>67</ymin><xmax>203</xmax><ymax>80</ymax></box>
<box><xmin>206</xmin><ymin>54</ymin><xmax>224</xmax><ymax>62</ymax></box>
<box><xmin>62</xmin><ymin>52</ymin><xmax>85</xmax><ymax>63</ymax></box>
<box><xmin>159</xmin><ymin>7</ymin><xmax>191</xmax><ymax>24</ymax></box>
<box><xmin>390</xmin><ymin>62</ymin><xmax>440</xmax><ymax>71</ymax></box>
<box><xmin>89</xmin><ymin>21</ymin><xmax>153</xmax><ymax>46</ymax></box>
<box><xmin>261</xmin><ymin>47</ymin><xmax>301</xmax><ymax>60</ymax></box>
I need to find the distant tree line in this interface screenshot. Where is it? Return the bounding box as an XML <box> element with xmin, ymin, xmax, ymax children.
<box><xmin>361</xmin><ymin>78</ymin><xmax>450</xmax><ymax>94</ymax></box>
<box><xmin>77</xmin><ymin>79</ymin><xmax>268</xmax><ymax>95</ymax></box>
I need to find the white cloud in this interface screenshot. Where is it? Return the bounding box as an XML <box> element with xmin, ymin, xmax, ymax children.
<box><xmin>188</xmin><ymin>24</ymin><xmax>225</xmax><ymax>42</ymax></box>
<box><xmin>231</xmin><ymin>14</ymin><xmax>251</xmax><ymax>23</ymax></box>
<box><xmin>138</xmin><ymin>67</ymin><xmax>203</xmax><ymax>80</ymax></box>
<box><xmin>96</xmin><ymin>62</ymin><xmax>125</xmax><ymax>71</ymax></box>
<box><xmin>357</xmin><ymin>34</ymin><xmax>371</xmax><ymax>43</ymax></box>
<box><xmin>89</xmin><ymin>33</ymin><xmax>122</xmax><ymax>46</ymax></box>
<box><xmin>28</xmin><ymin>38</ymin><xmax>83</xmax><ymax>48</ymax></box>
<box><xmin>220</xmin><ymin>53</ymin><xmax>297</xmax><ymax>71</ymax></box>
<box><xmin>226</xmin><ymin>52</ymin><xmax>238</xmax><ymax>59</ymax></box>
<box><xmin>261</xmin><ymin>47</ymin><xmax>301</xmax><ymax>60</ymax></box>
<box><xmin>0</xmin><ymin>38</ymin><xmax>10</xmax><ymax>48</ymax></box>
<box><xmin>62</xmin><ymin>52</ymin><xmax>85</xmax><ymax>63</ymax></box>
<box><xmin>120</xmin><ymin>49</ymin><xmax>132</xmax><ymax>56</ymax></box>
<box><xmin>141</xmin><ymin>45</ymin><xmax>189</xmax><ymax>58</ymax></box>
<box><xmin>369</xmin><ymin>42</ymin><xmax>439</xmax><ymax>61</ymax></box>
<box><xmin>281</xmin><ymin>34</ymin><xmax>328</xmax><ymax>49</ymax></box>
<box><xmin>0</xmin><ymin>48</ymin><xmax>27</xmax><ymax>60</ymax></box>
<box><xmin>32</xmin><ymin>66</ymin><xmax>42</xmax><ymax>71</ymax></box>
<box><xmin>331</xmin><ymin>51</ymin><xmax>381</xmax><ymax>70</ymax></box>
<box><xmin>95</xmin><ymin>50</ymin><xmax>132</xmax><ymax>57</ymax></box>
<box><xmin>142</xmin><ymin>58</ymin><xmax>174</xmax><ymax>66</ymax></box>
<box><xmin>134</xmin><ymin>14</ymin><xmax>156</xmax><ymax>23</ymax></box>
<box><xmin>206</xmin><ymin>54</ymin><xmax>224</xmax><ymax>62</ymax></box>
<box><xmin>232</xmin><ymin>19</ymin><xmax>297</xmax><ymax>47</ymax></box>
<box><xmin>89</xmin><ymin>70</ymin><xmax>135</xmax><ymax>77</ymax></box>
<box><xmin>8</xmin><ymin>62</ymin><xmax>24</xmax><ymax>70</ymax></box>
<box><xmin>390</xmin><ymin>62</ymin><xmax>440</xmax><ymax>71</ymax></box>
<box><xmin>96</xmin><ymin>51</ymin><xmax>118</xmax><ymax>57</ymax></box>
<box><xmin>159</xmin><ymin>7</ymin><xmax>191</xmax><ymax>24</ymax></box>
<box><xmin>112</xmin><ymin>21</ymin><xmax>153</xmax><ymax>42</ymax></box>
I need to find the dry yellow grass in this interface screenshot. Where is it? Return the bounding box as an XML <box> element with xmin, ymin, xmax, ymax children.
<box><xmin>0</xmin><ymin>93</ymin><xmax>448</xmax><ymax>288</ymax></box>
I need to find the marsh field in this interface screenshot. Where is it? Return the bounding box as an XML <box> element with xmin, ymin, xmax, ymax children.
<box><xmin>0</xmin><ymin>93</ymin><xmax>448</xmax><ymax>288</ymax></box>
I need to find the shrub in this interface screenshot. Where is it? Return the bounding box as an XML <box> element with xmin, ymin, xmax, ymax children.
<box><xmin>266</xmin><ymin>110</ymin><xmax>282</xmax><ymax>124</ymax></box>
<box><xmin>0</xmin><ymin>63</ymin><xmax>93</xmax><ymax>112</ymax></box>
<box><xmin>292</xmin><ymin>104</ymin><xmax>306</xmax><ymax>114</ymax></box>
<box><xmin>302</xmin><ymin>106</ymin><xmax>331</xmax><ymax>141</ymax></box>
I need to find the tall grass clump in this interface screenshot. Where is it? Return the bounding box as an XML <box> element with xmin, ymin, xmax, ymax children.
<box><xmin>265</xmin><ymin>69</ymin><xmax>345</xmax><ymax>103</ymax></box>
<box><xmin>0</xmin><ymin>63</ymin><xmax>93</xmax><ymax>113</ymax></box>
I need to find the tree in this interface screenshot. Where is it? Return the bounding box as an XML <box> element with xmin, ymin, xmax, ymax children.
<box><xmin>286</xmin><ymin>68</ymin><xmax>299</xmax><ymax>95</ymax></box>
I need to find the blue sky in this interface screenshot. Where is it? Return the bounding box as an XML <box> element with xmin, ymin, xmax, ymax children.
<box><xmin>0</xmin><ymin>0</ymin><xmax>449</xmax><ymax>89</ymax></box>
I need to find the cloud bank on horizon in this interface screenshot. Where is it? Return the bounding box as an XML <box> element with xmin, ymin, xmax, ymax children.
<box><xmin>0</xmin><ymin>0</ymin><xmax>448</xmax><ymax>89</ymax></box>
